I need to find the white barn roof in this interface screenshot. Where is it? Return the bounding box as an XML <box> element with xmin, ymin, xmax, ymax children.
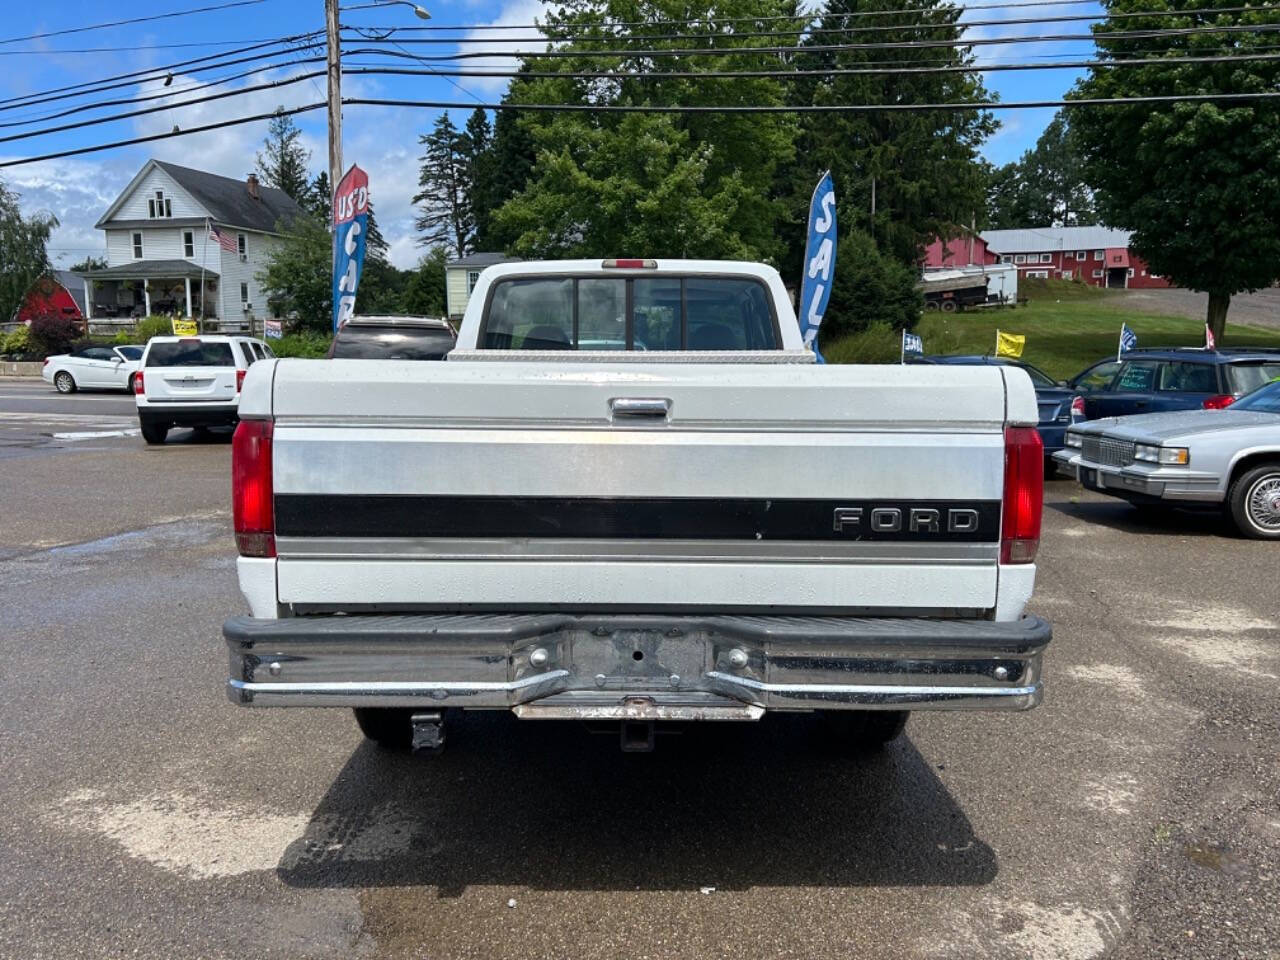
<box><xmin>980</xmin><ymin>226</ymin><xmax>1132</xmax><ymax>254</ymax></box>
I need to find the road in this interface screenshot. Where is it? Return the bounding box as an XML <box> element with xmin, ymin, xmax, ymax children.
<box><xmin>1</xmin><ymin>383</ymin><xmax>1277</xmax><ymax>960</ymax></box>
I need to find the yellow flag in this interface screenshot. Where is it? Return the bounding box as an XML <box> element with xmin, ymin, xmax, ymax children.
<box><xmin>996</xmin><ymin>329</ymin><xmax>1025</xmax><ymax>358</ymax></box>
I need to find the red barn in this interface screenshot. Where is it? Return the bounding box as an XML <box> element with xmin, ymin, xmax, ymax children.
<box><xmin>974</xmin><ymin>227</ymin><xmax>1172</xmax><ymax>289</ymax></box>
<box><xmin>15</xmin><ymin>271</ymin><xmax>87</xmax><ymax>324</ymax></box>
<box><xmin>921</xmin><ymin>231</ymin><xmax>998</xmax><ymax>269</ymax></box>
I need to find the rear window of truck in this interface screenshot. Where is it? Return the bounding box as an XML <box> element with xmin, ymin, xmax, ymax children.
<box><xmin>479</xmin><ymin>275</ymin><xmax>779</xmax><ymax>351</ymax></box>
<box><xmin>146</xmin><ymin>341</ymin><xmax>235</xmax><ymax>367</ymax></box>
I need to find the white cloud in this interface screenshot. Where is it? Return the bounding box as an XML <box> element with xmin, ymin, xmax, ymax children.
<box><xmin>455</xmin><ymin>0</ymin><xmax>550</xmax><ymax>94</ymax></box>
<box><xmin>1</xmin><ymin>156</ymin><xmax>133</xmax><ymax>266</ymax></box>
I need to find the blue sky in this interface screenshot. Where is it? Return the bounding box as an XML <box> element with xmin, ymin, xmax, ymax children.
<box><xmin>0</xmin><ymin>0</ymin><xmax>1102</xmax><ymax>269</ymax></box>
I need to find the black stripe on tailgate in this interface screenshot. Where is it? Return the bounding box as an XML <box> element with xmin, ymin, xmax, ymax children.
<box><xmin>274</xmin><ymin>496</ymin><xmax>1001</xmax><ymax>542</ymax></box>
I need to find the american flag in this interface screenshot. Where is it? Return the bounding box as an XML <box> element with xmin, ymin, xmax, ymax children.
<box><xmin>1204</xmin><ymin>323</ymin><xmax>1216</xmax><ymax>351</ymax></box>
<box><xmin>208</xmin><ymin>224</ymin><xmax>237</xmax><ymax>253</ymax></box>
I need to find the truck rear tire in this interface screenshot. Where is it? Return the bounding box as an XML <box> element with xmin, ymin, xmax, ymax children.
<box><xmin>820</xmin><ymin>710</ymin><xmax>909</xmax><ymax>751</ymax></box>
<box><xmin>353</xmin><ymin>707</ymin><xmax>414</xmax><ymax>750</ymax></box>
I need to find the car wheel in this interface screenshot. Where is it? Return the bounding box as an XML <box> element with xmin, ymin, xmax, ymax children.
<box><xmin>127</xmin><ymin>373</ymin><xmax>137</xmax><ymax>393</ymax></box>
<box><xmin>53</xmin><ymin>371</ymin><xmax>76</xmax><ymax>394</ymax></box>
<box><xmin>819</xmin><ymin>710</ymin><xmax>909</xmax><ymax>751</ymax></box>
<box><xmin>1228</xmin><ymin>463</ymin><xmax>1280</xmax><ymax>540</ymax></box>
<box><xmin>140</xmin><ymin>421</ymin><xmax>169</xmax><ymax>445</ymax></box>
<box><xmin>353</xmin><ymin>707</ymin><xmax>415</xmax><ymax>750</ymax></box>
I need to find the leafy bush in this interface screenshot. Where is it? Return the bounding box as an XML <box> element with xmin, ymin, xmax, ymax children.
<box><xmin>2</xmin><ymin>324</ymin><xmax>32</xmax><ymax>357</ymax></box>
<box><xmin>819</xmin><ymin>229</ymin><xmax>923</xmax><ymax>345</ymax></box>
<box><xmin>134</xmin><ymin>315</ymin><xmax>176</xmax><ymax>342</ymax></box>
<box><xmin>269</xmin><ymin>332</ymin><xmax>332</xmax><ymax>358</ymax></box>
<box><xmin>28</xmin><ymin>314</ymin><xmax>80</xmax><ymax>357</ymax></box>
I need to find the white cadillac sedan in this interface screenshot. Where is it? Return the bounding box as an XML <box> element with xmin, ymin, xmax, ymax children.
<box><xmin>42</xmin><ymin>344</ymin><xmax>144</xmax><ymax>394</ymax></box>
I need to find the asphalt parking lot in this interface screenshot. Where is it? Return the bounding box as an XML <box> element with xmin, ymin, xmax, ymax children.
<box><xmin>1</xmin><ymin>380</ymin><xmax>1277</xmax><ymax>960</ymax></box>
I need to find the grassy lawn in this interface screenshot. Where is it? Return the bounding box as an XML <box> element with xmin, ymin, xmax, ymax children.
<box><xmin>826</xmin><ymin>279</ymin><xmax>1280</xmax><ymax>379</ymax></box>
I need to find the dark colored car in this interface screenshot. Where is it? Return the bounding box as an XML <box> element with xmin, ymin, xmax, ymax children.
<box><xmin>328</xmin><ymin>316</ymin><xmax>457</xmax><ymax>360</ymax></box>
<box><xmin>909</xmin><ymin>354</ymin><xmax>1079</xmax><ymax>454</ymax></box>
<box><xmin>1068</xmin><ymin>348</ymin><xmax>1280</xmax><ymax>419</ymax></box>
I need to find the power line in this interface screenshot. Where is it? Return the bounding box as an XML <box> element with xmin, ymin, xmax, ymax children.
<box><xmin>8</xmin><ymin>89</ymin><xmax>1280</xmax><ymax>170</ymax></box>
<box><xmin>339</xmin><ymin>5</ymin><xmax>1280</xmax><ymax>45</ymax></box>
<box><xmin>337</xmin><ymin>50</ymin><xmax>1280</xmax><ymax>84</ymax></box>
<box><xmin>343</xmin><ymin>23</ymin><xmax>1280</xmax><ymax>59</ymax></box>
<box><xmin>0</xmin><ymin>102</ymin><xmax>326</xmax><ymax>169</ymax></box>
<box><xmin>0</xmin><ymin>0</ymin><xmax>270</xmax><ymax>46</ymax></box>
<box><xmin>0</xmin><ymin>32</ymin><xmax>323</xmax><ymax>112</ymax></box>
<box><xmin>0</xmin><ymin>37</ymin><xmax>327</xmax><ymax>57</ymax></box>
<box><xmin>0</xmin><ymin>72</ymin><xmax>324</xmax><ymax>146</ymax></box>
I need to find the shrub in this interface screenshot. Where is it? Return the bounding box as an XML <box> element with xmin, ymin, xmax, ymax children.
<box><xmin>2</xmin><ymin>324</ymin><xmax>32</xmax><ymax>358</ymax></box>
<box><xmin>134</xmin><ymin>315</ymin><xmax>176</xmax><ymax>342</ymax></box>
<box><xmin>819</xmin><ymin>229</ymin><xmax>923</xmax><ymax>345</ymax></box>
<box><xmin>270</xmin><ymin>332</ymin><xmax>332</xmax><ymax>358</ymax></box>
<box><xmin>28</xmin><ymin>314</ymin><xmax>80</xmax><ymax>357</ymax></box>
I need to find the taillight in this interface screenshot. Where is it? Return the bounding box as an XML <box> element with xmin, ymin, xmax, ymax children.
<box><xmin>236</xmin><ymin>368</ymin><xmax>247</xmax><ymax>393</ymax></box>
<box><xmin>1070</xmin><ymin>395</ymin><xmax>1086</xmax><ymax>419</ymax></box>
<box><xmin>1001</xmin><ymin>426</ymin><xmax>1043</xmax><ymax>565</ymax></box>
<box><xmin>1203</xmin><ymin>394</ymin><xmax>1235</xmax><ymax>409</ymax></box>
<box><xmin>133</xmin><ymin>371</ymin><xmax>145</xmax><ymax>394</ymax></box>
<box><xmin>42</xmin><ymin>358</ymin><xmax>49</xmax><ymax>367</ymax></box>
<box><xmin>601</xmin><ymin>258</ymin><xmax>657</xmax><ymax>269</ymax></box>
<box><xmin>232</xmin><ymin>419</ymin><xmax>274</xmax><ymax>558</ymax></box>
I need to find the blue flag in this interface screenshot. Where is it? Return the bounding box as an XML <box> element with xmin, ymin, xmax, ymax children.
<box><xmin>799</xmin><ymin>171</ymin><xmax>836</xmax><ymax>361</ymax></box>
<box><xmin>332</xmin><ymin>164</ymin><xmax>370</xmax><ymax>331</ymax></box>
<box><xmin>902</xmin><ymin>331</ymin><xmax>924</xmax><ymax>358</ymax></box>
<box><xmin>1119</xmin><ymin>322</ymin><xmax>1137</xmax><ymax>359</ymax></box>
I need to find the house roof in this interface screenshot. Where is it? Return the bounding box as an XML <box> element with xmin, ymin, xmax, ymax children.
<box><xmin>446</xmin><ymin>252</ymin><xmax>521</xmax><ymax>269</ymax></box>
<box><xmin>53</xmin><ymin>270</ymin><xmax>88</xmax><ymax>314</ymax></box>
<box><xmin>95</xmin><ymin>159</ymin><xmax>303</xmax><ymax>233</ymax></box>
<box><xmin>75</xmin><ymin>259</ymin><xmax>219</xmax><ymax>280</ymax></box>
<box><xmin>980</xmin><ymin>226</ymin><xmax>1132</xmax><ymax>254</ymax></box>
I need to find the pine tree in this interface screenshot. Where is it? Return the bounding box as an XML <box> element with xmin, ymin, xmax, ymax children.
<box><xmin>255</xmin><ymin>112</ymin><xmax>311</xmax><ymax>202</ymax></box>
<box><xmin>413</xmin><ymin>113</ymin><xmax>472</xmax><ymax>256</ymax></box>
<box><xmin>460</xmin><ymin>109</ymin><xmax>496</xmax><ymax>250</ymax></box>
<box><xmin>303</xmin><ymin>171</ymin><xmax>331</xmax><ymax>221</ymax></box>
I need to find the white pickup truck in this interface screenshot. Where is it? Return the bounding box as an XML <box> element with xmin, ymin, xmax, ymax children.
<box><xmin>225</xmin><ymin>259</ymin><xmax>1049</xmax><ymax>753</ymax></box>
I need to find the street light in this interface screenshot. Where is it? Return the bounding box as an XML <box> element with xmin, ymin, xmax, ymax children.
<box><xmin>342</xmin><ymin>0</ymin><xmax>431</xmax><ymax>18</ymax></box>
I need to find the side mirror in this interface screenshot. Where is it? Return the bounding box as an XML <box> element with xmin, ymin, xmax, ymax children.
<box><xmin>1057</xmin><ymin>379</ymin><xmax>1069</xmax><ymax>387</ymax></box>
<box><xmin>112</xmin><ymin>356</ymin><xmax>124</xmax><ymax>363</ymax></box>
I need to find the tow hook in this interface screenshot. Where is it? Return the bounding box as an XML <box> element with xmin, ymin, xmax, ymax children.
<box><xmin>410</xmin><ymin>711</ymin><xmax>445</xmax><ymax>755</ymax></box>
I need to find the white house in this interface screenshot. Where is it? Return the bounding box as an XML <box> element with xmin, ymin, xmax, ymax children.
<box><xmin>445</xmin><ymin>252</ymin><xmax>520</xmax><ymax>320</ymax></box>
<box><xmin>78</xmin><ymin>159</ymin><xmax>303</xmax><ymax>332</ymax></box>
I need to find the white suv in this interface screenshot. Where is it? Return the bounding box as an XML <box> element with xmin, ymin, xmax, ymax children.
<box><xmin>135</xmin><ymin>335</ymin><xmax>274</xmax><ymax>445</ymax></box>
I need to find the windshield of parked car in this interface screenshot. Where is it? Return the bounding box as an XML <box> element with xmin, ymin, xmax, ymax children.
<box><xmin>480</xmin><ymin>275</ymin><xmax>779</xmax><ymax>351</ymax></box>
<box><xmin>145</xmin><ymin>340</ymin><xmax>235</xmax><ymax>367</ymax></box>
<box><xmin>1225</xmin><ymin>362</ymin><xmax>1280</xmax><ymax>395</ymax></box>
<box><xmin>1229</xmin><ymin>380</ymin><xmax>1280</xmax><ymax>413</ymax></box>
<box><xmin>332</xmin><ymin>325</ymin><xmax>456</xmax><ymax>360</ymax></box>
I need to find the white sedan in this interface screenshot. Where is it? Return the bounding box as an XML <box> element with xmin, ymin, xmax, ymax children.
<box><xmin>43</xmin><ymin>344</ymin><xmax>144</xmax><ymax>394</ymax></box>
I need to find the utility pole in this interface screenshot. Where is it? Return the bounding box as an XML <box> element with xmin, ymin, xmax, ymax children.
<box><xmin>326</xmin><ymin>0</ymin><xmax>342</xmax><ymax>216</ymax></box>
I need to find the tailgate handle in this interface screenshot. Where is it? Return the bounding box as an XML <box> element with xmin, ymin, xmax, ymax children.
<box><xmin>610</xmin><ymin>397</ymin><xmax>671</xmax><ymax>419</ymax></box>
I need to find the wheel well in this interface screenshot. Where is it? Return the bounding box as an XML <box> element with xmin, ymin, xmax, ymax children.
<box><xmin>1229</xmin><ymin>452</ymin><xmax>1280</xmax><ymax>487</ymax></box>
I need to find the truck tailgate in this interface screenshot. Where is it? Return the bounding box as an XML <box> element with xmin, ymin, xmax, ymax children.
<box><xmin>262</xmin><ymin>359</ymin><xmax>1024</xmax><ymax>616</ymax></box>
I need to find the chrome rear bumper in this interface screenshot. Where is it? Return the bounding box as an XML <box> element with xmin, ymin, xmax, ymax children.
<box><xmin>225</xmin><ymin>613</ymin><xmax>1050</xmax><ymax>714</ymax></box>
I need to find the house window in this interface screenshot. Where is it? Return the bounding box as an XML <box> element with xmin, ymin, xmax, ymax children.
<box><xmin>467</xmin><ymin>270</ymin><xmax>481</xmax><ymax>294</ymax></box>
<box><xmin>1127</xmin><ymin>268</ymin><xmax>1135</xmax><ymax>277</ymax></box>
<box><xmin>147</xmin><ymin>190</ymin><xmax>172</xmax><ymax>219</ymax></box>
<box><xmin>237</xmin><ymin>233</ymin><xmax>247</xmax><ymax>258</ymax></box>
<box><xmin>1000</xmin><ymin>255</ymin><xmax>1012</xmax><ymax>264</ymax></box>
<box><xmin>1076</xmin><ymin>250</ymin><xmax>1086</xmax><ymax>260</ymax></box>
<box><xmin>240</xmin><ymin>281</ymin><xmax>250</xmax><ymax>304</ymax></box>
<box><xmin>1026</xmin><ymin>270</ymin><xmax>1049</xmax><ymax>279</ymax></box>
<box><xmin>131</xmin><ymin>232</ymin><xmax>143</xmax><ymax>259</ymax></box>
<box><xmin>1061</xmin><ymin>270</ymin><xmax>1073</xmax><ymax>280</ymax></box>
<box><xmin>1014</xmin><ymin>254</ymin><xmax>1026</xmax><ymax>264</ymax></box>
<box><xmin>1092</xmin><ymin>269</ymin><xmax>1104</xmax><ymax>278</ymax></box>
<box><xmin>1040</xmin><ymin>253</ymin><xmax>1052</xmax><ymax>264</ymax></box>
<box><xmin>182</xmin><ymin>230</ymin><xmax>194</xmax><ymax>258</ymax></box>
<box><xmin>1093</xmin><ymin>250</ymin><xmax>1104</xmax><ymax>260</ymax></box>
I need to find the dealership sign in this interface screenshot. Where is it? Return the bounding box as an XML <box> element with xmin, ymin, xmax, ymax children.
<box><xmin>332</xmin><ymin>164</ymin><xmax>370</xmax><ymax>332</ymax></box>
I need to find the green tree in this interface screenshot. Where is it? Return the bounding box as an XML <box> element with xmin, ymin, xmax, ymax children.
<box><xmin>255</xmin><ymin>112</ymin><xmax>311</xmax><ymax>202</ymax></box>
<box><xmin>482</xmin><ymin>90</ymin><xmax>538</xmax><ymax>251</ymax></box>
<box><xmin>403</xmin><ymin>247</ymin><xmax>448</xmax><ymax>316</ymax></box>
<box><xmin>257</xmin><ymin>214</ymin><xmax>330</xmax><ymax>332</ymax></box>
<box><xmin>822</xmin><ymin>229</ymin><xmax>922</xmax><ymax>342</ymax></box>
<box><xmin>782</xmin><ymin>0</ymin><xmax>996</xmax><ymax>274</ymax></box>
<box><xmin>68</xmin><ymin>254</ymin><xmax>107</xmax><ymax>272</ymax></box>
<box><xmin>987</xmin><ymin>111</ymin><xmax>1096</xmax><ymax>229</ymax></box>
<box><xmin>1070</xmin><ymin>0</ymin><xmax>1280</xmax><ymax>341</ymax></box>
<box><xmin>0</xmin><ymin>179</ymin><xmax>57</xmax><ymax>325</ymax></box>
<box><xmin>460</xmin><ymin>109</ymin><xmax>498</xmax><ymax>250</ymax></box>
<box><xmin>303</xmin><ymin>170</ymin><xmax>331</xmax><ymax>221</ymax></box>
<box><xmin>493</xmin><ymin>0</ymin><xmax>798</xmax><ymax>262</ymax></box>
<box><xmin>414</xmin><ymin>112</ymin><xmax>472</xmax><ymax>256</ymax></box>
